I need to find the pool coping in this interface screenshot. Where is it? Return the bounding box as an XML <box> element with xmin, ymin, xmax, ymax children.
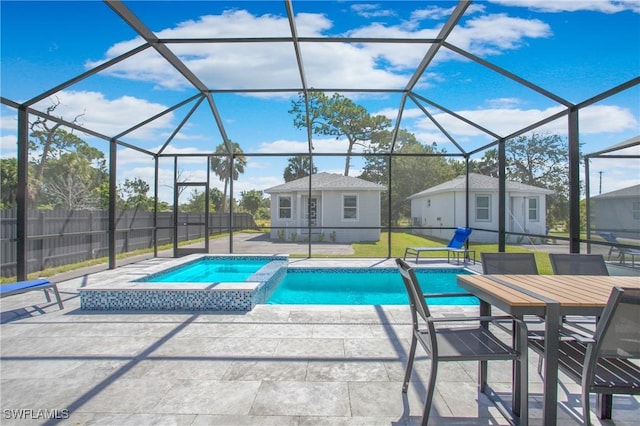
<box><xmin>77</xmin><ymin>255</ymin><xmax>477</xmax><ymax>312</ymax></box>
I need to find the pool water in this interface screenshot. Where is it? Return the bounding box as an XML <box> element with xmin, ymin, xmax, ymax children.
<box><xmin>267</xmin><ymin>268</ymin><xmax>476</xmax><ymax>305</ymax></box>
<box><xmin>138</xmin><ymin>258</ymin><xmax>272</xmax><ymax>283</ymax></box>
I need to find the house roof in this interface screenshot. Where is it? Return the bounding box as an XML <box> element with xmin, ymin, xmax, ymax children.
<box><xmin>591</xmin><ymin>184</ymin><xmax>640</xmax><ymax>199</ymax></box>
<box><xmin>407</xmin><ymin>173</ymin><xmax>554</xmax><ymax>200</ymax></box>
<box><xmin>264</xmin><ymin>172</ymin><xmax>386</xmax><ymax>194</ymax></box>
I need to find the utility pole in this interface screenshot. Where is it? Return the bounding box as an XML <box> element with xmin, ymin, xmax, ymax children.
<box><xmin>599</xmin><ymin>171</ymin><xmax>603</xmax><ymax>194</ymax></box>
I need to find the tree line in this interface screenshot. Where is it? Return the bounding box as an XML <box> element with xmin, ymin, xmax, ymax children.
<box><xmin>1</xmin><ymin>93</ymin><xmax>572</xmax><ymax>228</ymax></box>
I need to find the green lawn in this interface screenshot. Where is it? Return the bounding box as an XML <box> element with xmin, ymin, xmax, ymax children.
<box><xmin>2</xmin><ymin>230</ymin><xmax>556</xmax><ymax>283</ymax></box>
<box><xmin>351</xmin><ymin>232</ymin><xmax>554</xmax><ymax>274</ymax></box>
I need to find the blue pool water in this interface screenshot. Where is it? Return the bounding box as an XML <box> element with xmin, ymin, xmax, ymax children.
<box><xmin>138</xmin><ymin>258</ymin><xmax>272</xmax><ymax>283</ymax></box>
<box><xmin>267</xmin><ymin>268</ymin><xmax>477</xmax><ymax>305</ymax></box>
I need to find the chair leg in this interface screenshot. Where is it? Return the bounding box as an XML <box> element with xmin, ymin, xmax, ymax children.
<box><xmin>51</xmin><ymin>285</ymin><xmax>64</xmax><ymax>309</ymax></box>
<box><xmin>582</xmin><ymin>386</ymin><xmax>592</xmax><ymax>426</ymax></box>
<box><xmin>43</xmin><ymin>288</ymin><xmax>52</xmax><ymax>302</ymax></box>
<box><xmin>402</xmin><ymin>335</ymin><xmax>418</xmax><ymax>393</ymax></box>
<box><xmin>596</xmin><ymin>394</ymin><xmax>613</xmax><ymax>420</ymax></box>
<box><xmin>537</xmin><ymin>356</ymin><xmax>543</xmax><ymax>375</ymax></box>
<box><xmin>518</xmin><ymin>355</ymin><xmax>528</xmax><ymax>424</ymax></box>
<box><xmin>421</xmin><ymin>360</ymin><xmax>438</xmax><ymax>426</ymax></box>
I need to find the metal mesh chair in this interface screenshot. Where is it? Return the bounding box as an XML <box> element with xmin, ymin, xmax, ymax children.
<box><xmin>396</xmin><ymin>258</ymin><xmax>528</xmax><ymax>425</ymax></box>
<box><xmin>480</xmin><ymin>252</ymin><xmax>539</xmax><ymax>275</ymax></box>
<box><xmin>549</xmin><ymin>253</ymin><xmax>609</xmax><ymax>276</ymax></box>
<box><xmin>529</xmin><ymin>287</ymin><xmax>640</xmax><ymax>425</ymax></box>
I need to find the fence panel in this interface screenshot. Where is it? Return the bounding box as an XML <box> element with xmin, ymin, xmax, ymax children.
<box><xmin>1</xmin><ymin>209</ymin><xmax>258</xmax><ymax>277</ymax></box>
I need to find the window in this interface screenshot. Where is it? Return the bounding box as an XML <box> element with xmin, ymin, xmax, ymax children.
<box><xmin>278</xmin><ymin>196</ymin><xmax>291</xmax><ymax>219</ymax></box>
<box><xmin>343</xmin><ymin>194</ymin><xmax>358</xmax><ymax>220</ymax></box>
<box><xmin>528</xmin><ymin>197</ymin><xmax>539</xmax><ymax>221</ymax></box>
<box><xmin>475</xmin><ymin>195</ymin><xmax>490</xmax><ymax>221</ymax></box>
<box><xmin>633</xmin><ymin>202</ymin><xmax>640</xmax><ymax>220</ymax></box>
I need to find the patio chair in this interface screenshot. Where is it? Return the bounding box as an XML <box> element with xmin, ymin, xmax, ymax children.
<box><xmin>396</xmin><ymin>258</ymin><xmax>528</xmax><ymax>425</ymax></box>
<box><xmin>598</xmin><ymin>232</ymin><xmax>640</xmax><ymax>267</ymax></box>
<box><xmin>480</xmin><ymin>252</ymin><xmax>539</xmax><ymax>275</ymax></box>
<box><xmin>403</xmin><ymin>227</ymin><xmax>474</xmax><ymax>264</ymax></box>
<box><xmin>0</xmin><ymin>279</ymin><xmax>64</xmax><ymax>310</ymax></box>
<box><xmin>549</xmin><ymin>253</ymin><xmax>609</xmax><ymax>276</ymax></box>
<box><xmin>528</xmin><ymin>286</ymin><xmax>640</xmax><ymax>425</ymax></box>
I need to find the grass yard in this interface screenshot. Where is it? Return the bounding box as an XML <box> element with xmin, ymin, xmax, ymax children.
<box><xmin>351</xmin><ymin>231</ymin><xmax>554</xmax><ymax>274</ymax></box>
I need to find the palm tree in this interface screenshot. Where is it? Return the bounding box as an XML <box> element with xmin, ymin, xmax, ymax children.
<box><xmin>210</xmin><ymin>141</ymin><xmax>247</xmax><ymax>214</ymax></box>
<box><xmin>283</xmin><ymin>155</ymin><xmax>317</xmax><ymax>182</ymax></box>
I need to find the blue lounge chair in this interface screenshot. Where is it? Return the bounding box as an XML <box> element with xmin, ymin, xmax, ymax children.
<box><xmin>403</xmin><ymin>227</ymin><xmax>474</xmax><ymax>264</ymax></box>
<box><xmin>598</xmin><ymin>232</ymin><xmax>640</xmax><ymax>267</ymax></box>
<box><xmin>0</xmin><ymin>279</ymin><xmax>64</xmax><ymax>310</ymax></box>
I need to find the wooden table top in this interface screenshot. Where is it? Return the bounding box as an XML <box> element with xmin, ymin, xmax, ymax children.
<box><xmin>457</xmin><ymin>275</ymin><xmax>640</xmax><ymax>308</ymax></box>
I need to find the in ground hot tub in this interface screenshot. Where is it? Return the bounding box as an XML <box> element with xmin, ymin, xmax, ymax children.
<box><xmin>79</xmin><ymin>254</ymin><xmax>288</xmax><ymax>312</ymax></box>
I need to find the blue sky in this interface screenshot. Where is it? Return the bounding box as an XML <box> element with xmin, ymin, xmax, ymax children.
<box><xmin>1</xmin><ymin>0</ymin><xmax>639</xmax><ymax>203</ymax></box>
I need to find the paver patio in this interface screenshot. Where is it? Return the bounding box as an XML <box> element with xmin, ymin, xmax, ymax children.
<box><xmin>1</xmin><ymin>258</ymin><xmax>638</xmax><ymax>425</ymax></box>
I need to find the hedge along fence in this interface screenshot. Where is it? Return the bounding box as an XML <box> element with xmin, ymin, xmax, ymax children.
<box><xmin>0</xmin><ymin>209</ymin><xmax>258</xmax><ymax>278</ymax></box>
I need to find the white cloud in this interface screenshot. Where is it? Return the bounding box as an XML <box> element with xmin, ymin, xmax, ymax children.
<box><xmin>486</xmin><ymin>98</ymin><xmax>522</xmax><ymax>108</ymax></box>
<box><xmin>489</xmin><ymin>0</ymin><xmax>640</xmax><ymax>14</ymax></box>
<box><xmin>0</xmin><ymin>134</ymin><xmax>17</xmax><ymax>158</ymax></box>
<box><xmin>374</xmin><ymin>107</ymin><xmax>428</xmax><ymax>120</ymax></box>
<box><xmin>410</xmin><ymin>5</ymin><xmax>458</xmax><ymax>21</ymax></box>
<box><xmin>87</xmin><ymin>7</ymin><xmax>555</xmax><ymax>93</ymax></box>
<box><xmin>31</xmin><ymin>91</ymin><xmax>175</xmax><ymax>141</ymax></box>
<box><xmin>578</xmin><ymin>105</ymin><xmax>639</xmax><ymax>134</ymax></box>
<box><xmin>351</xmin><ymin>4</ymin><xmax>397</xmax><ymax>19</ymax></box>
<box><xmin>413</xmin><ymin>104</ymin><xmax>638</xmax><ymax>140</ymax></box>
<box><xmin>0</xmin><ymin>112</ymin><xmax>18</xmax><ymax>158</ymax></box>
<box><xmin>257</xmin><ymin>139</ymin><xmax>309</xmax><ymax>153</ymax></box>
<box><xmin>447</xmin><ymin>14</ymin><xmax>551</xmax><ymax>56</ymax></box>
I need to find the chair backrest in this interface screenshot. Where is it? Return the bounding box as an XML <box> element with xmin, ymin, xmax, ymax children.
<box><xmin>549</xmin><ymin>253</ymin><xmax>609</xmax><ymax>276</ymax></box>
<box><xmin>591</xmin><ymin>287</ymin><xmax>640</xmax><ymax>359</ymax></box>
<box><xmin>447</xmin><ymin>227</ymin><xmax>472</xmax><ymax>249</ymax></box>
<box><xmin>480</xmin><ymin>252</ymin><xmax>539</xmax><ymax>275</ymax></box>
<box><xmin>396</xmin><ymin>258</ymin><xmax>437</xmax><ymax>349</ymax></box>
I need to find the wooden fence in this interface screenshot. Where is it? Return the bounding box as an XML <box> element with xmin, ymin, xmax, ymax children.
<box><xmin>0</xmin><ymin>209</ymin><xmax>258</xmax><ymax>277</ymax></box>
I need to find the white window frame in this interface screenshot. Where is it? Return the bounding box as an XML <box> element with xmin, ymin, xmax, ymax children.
<box><xmin>475</xmin><ymin>194</ymin><xmax>491</xmax><ymax>222</ymax></box>
<box><xmin>278</xmin><ymin>195</ymin><xmax>292</xmax><ymax>219</ymax></box>
<box><xmin>528</xmin><ymin>197</ymin><xmax>539</xmax><ymax>221</ymax></box>
<box><xmin>342</xmin><ymin>194</ymin><xmax>358</xmax><ymax>221</ymax></box>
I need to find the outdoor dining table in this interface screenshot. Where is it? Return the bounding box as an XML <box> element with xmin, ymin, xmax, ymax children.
<box><xmin>456</xmin><ymin>274</ymin><xmax>640</xmax><ymax>426</ymax></box>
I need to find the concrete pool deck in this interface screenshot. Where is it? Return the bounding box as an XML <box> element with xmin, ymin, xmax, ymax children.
<box><xmin>1</xmin><ymin>258</ymin><xmax>639</xmax><ymax>425</ymax></box>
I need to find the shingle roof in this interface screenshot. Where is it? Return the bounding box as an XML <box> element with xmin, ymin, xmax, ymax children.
<box><xmin>407</xmin><ymin>173</ymin><xmax>553</xmax><ymax>200</ymax></box>
<box><xmin>591</xmin><ymin>184</ymin><xmax>640</xmax><ymax>199</ymax></box>
<box><xmin>264</xmin><ymin>172</ymin><xmax>386</xmax><ymax>193</ymax></box>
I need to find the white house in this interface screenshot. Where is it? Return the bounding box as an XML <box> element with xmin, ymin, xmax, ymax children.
<box><xmin>591</xmin><ymin>184</ymin><xmax>640</xmax><ymax>239</ymax></box>
<box><xmin>407</xmin><ymin>173</ymin><xmax>553</xmax><ymax>243</ymax></box>
<box><xmin>264</xmin><ymin>172</ymin><xmax>386</xmax><ymax>243</ymax></box>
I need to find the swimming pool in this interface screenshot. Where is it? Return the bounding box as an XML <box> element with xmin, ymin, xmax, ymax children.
<box><xmin>267</xmin><ymin>268</ymin><xmax>477</xmax><ymax>305</ymax></box>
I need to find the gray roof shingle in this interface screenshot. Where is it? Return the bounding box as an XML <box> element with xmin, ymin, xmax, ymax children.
<box><xmin>264</xmin><ymin>172</ymin><xmax>386</xmax><ymax>193</ymax></box>
<box><xmin>407</xmin><ymin>173</ymin><xmax>553</xmax><ymax>199</ymax></box>
<box><xmin>591</xmin><ymin>184</ymin><xmax>640</xmax><ymax>199</ymax></box>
